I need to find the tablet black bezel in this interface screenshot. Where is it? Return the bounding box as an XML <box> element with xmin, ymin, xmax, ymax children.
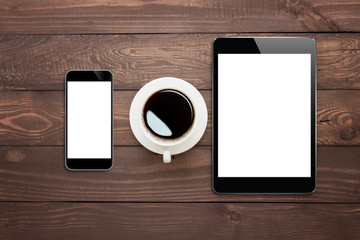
<box><xmin>213</xmin><ymin>38</ymin><xmax>316</xmax><ymax>193</ymax></box>
<box><xmin>65</xmin><ymin>70</ymin><xmax>114</xmax><ymax>171</ymax></box>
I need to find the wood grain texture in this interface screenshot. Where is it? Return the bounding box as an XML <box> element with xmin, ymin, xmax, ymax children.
<box><xmin>1</xmin><ymin>1</ymin><xmax>359</xmax><ymax>237</ymax></box>
<box><xmin>4</xmin><ymin>90</ymin><xmax>360</xmax><ymax>146</ymax></box>
<box><xmin>0</xmin><ymin>91</ymin><xmax>211</xmax><ymax>146</ymax></box>
<box><xmin>1</xmin><ymin>34</ymin><xmax>360</xmax><ymax>91</ymax></box>
<box><xmin>318</xmin><ymin>90</ymin><xmax>360</xmax><ymax>145</ymax></box>
<box><xmin>0</xmin><ymin>146</ymin><xmax>359</xmax><ymax>202</ymax></box>
<box><xmin>1</xmin><ymin>0</ymin><xmax>360</xmax><ymax>34</ymax></box>
<box><xmin>0</xmin><ymin>202</ymin><xmax>359</xmax><ymax>240</ymax></box>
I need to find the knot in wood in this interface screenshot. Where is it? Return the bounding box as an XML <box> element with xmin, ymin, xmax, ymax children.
<box><xmin>340</xmin><ymin>126</ymin><xmax>357</xmax><ymax>141</ymax></box>
<box><xmin>229</xmin><ymin>211</ymin><xmax>242</xmax><ymax>221</ymax></box>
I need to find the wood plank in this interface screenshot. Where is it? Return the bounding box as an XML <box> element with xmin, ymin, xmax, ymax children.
<box><xmin>1</xmin><ymin>34</ymin><xmax>360</xmax><ymax>91</ymax></box>
<box><xmin>4</xmin><ymin>90</ymin><xmax>360</xmax><ymax>146</ymax></box>
<box><xmin>317</xmin><ymin>90</ymin><xmax>360</xmax><ymax>145</ymax></box>
<box><xmin>0</xmin><ymin>202</ymin><xmax>359</xmax><ymax>239</ymax></box>
<box><xmin>1</xmin><ymin>0</ymin><xmax>360</xmax><ymax>34</ymax></box>
<box><xmin>0</xmin><ymin>91</ymin><xmax>211</xmax><ymax>146</ymax></box>
<box><xmin>0</xmin><ymin>146</ymin><xmax>359</xmax><ymax>202</ymax></box>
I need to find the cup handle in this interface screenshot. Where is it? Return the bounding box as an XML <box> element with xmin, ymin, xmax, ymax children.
<box><xmin>163</xmin><ymin>150</ymin><xmax>171</xmax><ymax>163</ymax></box>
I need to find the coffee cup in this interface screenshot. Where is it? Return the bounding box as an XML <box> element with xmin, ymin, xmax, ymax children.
<box><xmin>129</xmin><ymin>77</ymin><xmax>208</xmax><ymax>163</ymax></box>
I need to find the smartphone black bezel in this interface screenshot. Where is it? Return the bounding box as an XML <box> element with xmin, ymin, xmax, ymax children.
<box><xmin>65</xmin><ymin>70</ymin><xmax>113</xmax><ymax>171</ymax></box>
<box><xmin>213</xmin><ymin>37</ymin><xmax>316</xmax><ymax>193</ymax></box>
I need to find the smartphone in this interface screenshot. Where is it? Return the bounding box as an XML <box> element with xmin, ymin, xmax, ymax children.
<box><xmin>65</xmin><ymin>70</ymin><xmax>113</xmax><ymax>170</ymax></box>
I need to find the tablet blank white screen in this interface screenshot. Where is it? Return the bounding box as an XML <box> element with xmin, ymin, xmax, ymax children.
<box><xmin>67</xmin><ymin>81</ymin><xmax>111</xmax><ymax>159</ymax></box>
<box><xmin>218</xmin><ymin>54</ymin><xmax>311</xmax><ymax>177</ymax></box>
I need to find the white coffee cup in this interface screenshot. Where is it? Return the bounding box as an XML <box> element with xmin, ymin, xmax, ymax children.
<box><xmin>129</xmin><ymin>77</ymin><xmax>208</xmax><ymax>163</ymax></box>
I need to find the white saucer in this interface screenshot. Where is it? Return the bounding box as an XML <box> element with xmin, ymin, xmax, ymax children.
<box><xmin>129</xmin><ymin>77</ymin><xmax>208</xmax><ymax>162</ymax></box>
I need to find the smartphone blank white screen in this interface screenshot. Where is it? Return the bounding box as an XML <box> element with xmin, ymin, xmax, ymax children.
<box><xmin>218</xmin><ymin>54</ymin><xmax>311</xmax><ymax>177</ymax></box>
<box><xmin>67</xmin><ymin>81</ymin><xmax>111</xmax><ymax>159</ymax></box>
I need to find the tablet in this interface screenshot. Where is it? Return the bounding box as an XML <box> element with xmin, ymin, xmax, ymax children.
<box><xmin>213</xmin><ymin>37</ymin><xmax>316</xmax><ymax>193</ymax></box>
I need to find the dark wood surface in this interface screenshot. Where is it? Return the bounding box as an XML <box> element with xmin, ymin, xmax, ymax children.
<box><xmin>0</xmin><ymin>203</ymin><xmax>359</xmax><ymax>240</ymax></box>
<box><xmin>1</xmin><ymin>34</ymin><xmax>360</xmax><ymax>90</ymax></box>
<box><xmin>1</xmin><ymin>0</ymin><xmax>360</xmax><ymax>34</ymax></box>
<box><xmin>0</xmin><ymin>146</ymin><xmax>359</xmax><ymax>202</ymax></box>
<box><xmin>1</xmin><ymin>0</ymin><xmax>360</xmax><ymax>239</ymax></box>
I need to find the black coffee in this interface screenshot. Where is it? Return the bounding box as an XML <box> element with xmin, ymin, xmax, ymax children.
<box><xmin>143</xmin><ymin>89</ymin><xmax>194</xmax><ymax>139</ymax></box>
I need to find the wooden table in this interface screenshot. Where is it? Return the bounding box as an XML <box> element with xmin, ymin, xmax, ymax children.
<box><xmin>0</xmin><ymin>0</ymin><xmax>360</xmax><ymax>239</ymax></box>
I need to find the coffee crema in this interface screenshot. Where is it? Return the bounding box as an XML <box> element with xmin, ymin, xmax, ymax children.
<box><xmin>143</xmin><ymin>89</ymin><xmax>194</xmax><ymax>139</ymax></box>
